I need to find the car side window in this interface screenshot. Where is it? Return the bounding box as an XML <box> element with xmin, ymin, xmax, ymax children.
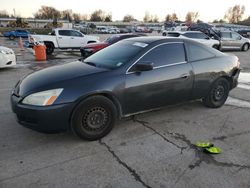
<box><xmin>196</xmin><ymin>33</ymin><xmax>209</xmax><ymax>39</ymax></box>
<box><xmin>138</xmin><ymin>43</ymin><xmax>186</xmax><ymax>67</ymax></box>
<box><xmin>221</xmin><ymin>32</ymin><xmax>231</xmax><ymax>39</ymax></box>
<box><xmin>232</xmin><ymin>32</ymin><xmax>241</xmax><ymax>40</ymax></box>
<box><xmin>183</xmin><ymin>33</ymin><xmax>196</xmax><ymax>38</ymax></box>
<box><xmin>70</xmin><ymin>30</ymin><xmax>83</xmax><ymax>37</ymax></box>
<box><xmin>58</xmin><ymin>30</ymin><xmax>71</xmax><ymax>36</ymax></box>
<box><xmin>187</xmin><ymin>43</ymin><xmax>215</xmax><ymax>62</ymax></box>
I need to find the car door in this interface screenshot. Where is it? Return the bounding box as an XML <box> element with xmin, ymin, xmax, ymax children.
<box><xmin>123</xmin><ymin>42</ymin><xmax>194</xmax><ymax>114</ymax></box>
<box><xmin>231</xmin><ymin>32</ymin><xmax>243</xmax><ymax>49</ymax></box>
<box><xmin>69</xmin><ymin>30</ymin><xmax>86</xmax><ymax>48</ymax></box>
<box><xmin>57</xmin><ymin>30</ymin><xmax>71</xmax><ymax>48</ymax></box>
<box><xmin>220</xmin><ymin>32</ymin><xmax>233</xmax><ymax>49</ymax></box>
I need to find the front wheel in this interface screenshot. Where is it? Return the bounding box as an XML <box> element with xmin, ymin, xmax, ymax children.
<box><xmin>71</xmin><ymin>96</ymin><xmax>117</xmax><ymax>141</ymax></box>
<box><xmin>242</xmin><ymin>43</ymin><xmax>249</xmax><ymax>52</ymax></box>
<box><xmin>45</xmin><ymin>43</ymin><xmax>54</xmax><ymax>55</ymax></box>
<box><xmin>202</xmin><ymin>78</ymin><xmax>230</xmax><ymax>108</ymax></box>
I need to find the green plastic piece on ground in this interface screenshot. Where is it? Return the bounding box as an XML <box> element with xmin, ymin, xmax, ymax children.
<box><xmin>204</xmin><ymin>147</ymin><xmax>222</xmax><ymax>154</ymax></box>
<box><xmin>196</xmin><ymin>142</ymin><xmax>214</xmax><ymax>148</ymax></box>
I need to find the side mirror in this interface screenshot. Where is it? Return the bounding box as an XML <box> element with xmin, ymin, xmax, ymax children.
<box><xmin>134</xmin><ymin>62</ymin><xmax>154</xmax><ymax>72</ymax></box>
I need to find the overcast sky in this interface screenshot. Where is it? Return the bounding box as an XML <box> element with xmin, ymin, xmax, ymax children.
<box><xmin>1</xmin><ymin>0</ymin><xmax>250</xmax><ymax>21</ymax></box>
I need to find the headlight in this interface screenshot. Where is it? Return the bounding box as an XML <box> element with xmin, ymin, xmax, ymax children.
<box><xmin>22</xmin><ymin>88</ymin><xmax>63</xmax><ymax>106</ymax></box>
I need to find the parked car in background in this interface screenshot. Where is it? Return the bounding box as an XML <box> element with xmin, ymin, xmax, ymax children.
<box><xmin>0</xmin><ymin>46</ymin><xmax>16</xmax><ymax>68</ymax></box>
<box><xmin>163</xmin><ymin>31</ymin><xmax>220</xmax><ymax>49</ymax></box>
<box><xmin>219</xmin><ymin>31</ymin><xmax>250</xmax><ymax>51</ymax></box>
<box><xmin>29</xmin><ymin>28</ymin><xmax>99</xmax><ymax>55</ymax></box>
<box><xmin>187</xmin><ymin>23</ymin><xmax>220</xmax><ymax>40</ymax></box>
<box><xmin>4</xmin><ymin>29</ymin><xmax>30</xmax><ymax>40</ymax></box>
<box><xmin>119</xmin><ymin>28</ymin><xmax>131</xmax><ymax>33</ymax></box>
<box><xmin>80</xmin><ymin>33</ymin><xmax>146</xmax><ymax>57</ymax></box>
<box><xmin>237</xmin><ymin>30</ymin><xmax>250</xmax><ymax>38</ymax></box>
<box><xmin>11</xmin><ymin>37</ymin><xmax>241</xmax><ymax>140</ymax></box>
<box><xmin>107</xmin><ymin>28</ymin><xmax>120</xmax><ymax>34</ymax></box>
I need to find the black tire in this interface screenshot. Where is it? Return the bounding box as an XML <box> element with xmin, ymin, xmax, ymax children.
<box><xmin>242</xmin><ymin>43</ymin><xmax>249</xmax><ymax>52</ymax></box>
<box><xmin>9</xmin><ymin>35</ymin><xmax>15</xmax><ymax>40</ymax></box>
<box><xmin>45</xmin><ymin>42</ymin><xmax>54</xmax><ymax>55</ymax></box>
<box><xmin>71</xmin><ymin>96</ymin><xmax>117</xmax><ymax>141</ymax></box>
<box><xmin>162</xmin><ymin>32</ymin><xmax>167</xmax><ymax>36</ymax></box>
<box><xmin>202</xmin><ymin>78</ymin><xmax>230</xmax><ymax>108</ymax></box>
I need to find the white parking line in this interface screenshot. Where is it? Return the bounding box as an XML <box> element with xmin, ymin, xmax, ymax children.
<box><xmin>237</xmin><ymin>83</ymin><xmax>250</xmax><ymax>90</ymax></box>
<box><xmin>226</xmin><ymin>97</ymin><xmax>250</xmax><ymax>108</ymax></box>
<box><xmin>239</xmin><ymin>72</ymin><xmax>250</xmax><ymax>84</ymax></box>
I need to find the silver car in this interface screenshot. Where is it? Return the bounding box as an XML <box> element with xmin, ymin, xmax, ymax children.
<box><xmin>220</xmin><ymin>31</ymin><xmax>250</xmax><ymax>51</ymax></box>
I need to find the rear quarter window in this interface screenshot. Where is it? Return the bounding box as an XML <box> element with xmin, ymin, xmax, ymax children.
<box><xmin>186</xmin><ymin>42</ymin><xmax>215</xmax><ymax>62</ymax></box>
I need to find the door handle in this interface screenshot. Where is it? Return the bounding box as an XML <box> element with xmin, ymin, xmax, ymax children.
<box><xmin>58</xmin><ymin>37</ymin><xmax>62</xmax><ymax>39</ymax></box>
<box><xmin>180</xmin><ymin>74</ymin><xmax>189</xmax><ymax>79</ymax></box>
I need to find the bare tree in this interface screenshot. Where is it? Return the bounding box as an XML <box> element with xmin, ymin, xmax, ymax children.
<box><xmin>185</xmin><ymin>12</ymin><xmax>199</xmax><ymax>23</ymax></box>
<box><xmin>104</xmin><ymin>13</ymin><xmax>112</xmax><ymax>22</ymax></box>
<box><xmin>34</xmin><ymin>6</ymin><xmax>61</xmax><ymax>19</ymax></box>
<box><xmin>123</xmin><ymin>14</ymin><xmax>136</xmax><ymax>22</ymax></box>
<box><xmin>165</xmin><ymin>13</ymin><xmax>178</xmax><ymax>22</ymax></box>
<box><xmin>165</xmin><ymin>14</ymin><xmax>171</xmax><ymax>22</ymax></box>
<box><xmin>171</xmin><ymin>13</ymin><xmax>178</xmax><ymax>22</ymax></box>
<box><xmin>224</xmin><ymin>5</ymin><xmax>245</xmax><ymax>23</ymax></box>
<box><xmin>0</xmin><ymin>10</ymin><xmax>9</xmax><ymax>18</ymax></box>
<box><xmin>143</xmin><ymin>11</ymin><xmax>151</xmax><ymax>22</ymax></box>
<box><xmin>153</xmin><ymin>15</ymin><xmax>159</xmax><ymax>23</ymax></box>
<box><xmin>61</xmin><ymin>9</ymin><xmax>73</xmax><ymax>22</ymax></box>
<box><xmin>73</xmin><ymin>13</ymin><xmax>81</xmax><ymax>23</ymax></box>
<box><xmin>143</xmin><ymin>12</ymin><xmax>159</xmax><ymax>22</ymax></box>
<box><xmin>90</xmin><ymin>9</ymin><xmax>106</xmax><ymax>22</ymax></box>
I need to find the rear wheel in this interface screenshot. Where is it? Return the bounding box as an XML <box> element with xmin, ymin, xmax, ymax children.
<box><xmin>202</xmin><ymin>78</ymin><xmax>230</xmax><ymax>108</ymax></box>
<box><xmin>242</xmin><ymin>43</ymin><xmax>249</xmax><ymax>52</ymax></box>
<box><xmin>71</xmin><ymin>96</ymin><xmax>117</xmax><ymax>141</ymax></box>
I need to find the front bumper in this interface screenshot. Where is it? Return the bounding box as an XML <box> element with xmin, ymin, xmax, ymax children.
<box><xmin>231</xmin><ymin>68</ymin><xmax>241</xmax><ymax>89</ymax></box>
<box><xmin>11</xmin><ymin>94</ymin><xmax>75</xmax><ymax>133</ymax></box>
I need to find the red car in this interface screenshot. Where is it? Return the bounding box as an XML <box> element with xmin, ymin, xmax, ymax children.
<box><xmin>80</xmin><ymin>33</ymin><xmax>146</xmax><ymax>58</ymax></box>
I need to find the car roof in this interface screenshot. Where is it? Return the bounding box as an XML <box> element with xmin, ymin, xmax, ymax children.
<box><xmin>168</xmin><ymin>31</ymin><xmax>203</xmax><ymax>34</ymax></box>
<box><xmin>113</xmin><ymin>33</ymin><xmax>147</xmax><ymax>37</ymax></box>
<box><xmin>125</xmin><ymin>36</ymin><xmax>186</xmax><ymax>44</ymax></box>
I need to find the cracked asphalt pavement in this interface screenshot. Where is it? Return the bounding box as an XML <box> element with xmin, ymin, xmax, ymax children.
<box><xmin>1</xmin><ymin>35</ymin><xmax>250</xmax><ymax>188</ymax></box>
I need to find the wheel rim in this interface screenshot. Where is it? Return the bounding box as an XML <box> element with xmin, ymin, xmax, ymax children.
<box><xmin>212</xmin><ymin>84</ymin><xmax>225</xmax><ymax>101</ymax></box>
<box><xmin>244</xmin><ymin>44</ymin><xmax>248</xmax><ymax>51</ymax></box>
<box><xmin>82</xmin><ymin>107</ymin><xmax>108</xmax><ymax>131</ymax></box>
<box><xmin>47</xmin><ymin>46</ymin><xmax>53</xmax><ymax>53</ymax></box>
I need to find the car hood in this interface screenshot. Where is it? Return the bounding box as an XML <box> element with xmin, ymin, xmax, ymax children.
<box><xmin>17</xmin><ymin>60</ymin><xmax>108</xmax><ymax>97</ymax></box>
<box><xmin>0</xmin><ymin>46</ymin><xmax>12</xmax><ymax>51</ymax></box>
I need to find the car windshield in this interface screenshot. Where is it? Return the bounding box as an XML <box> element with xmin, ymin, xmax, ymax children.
<box><xmin>83</xmin><ymin>40</ymin><xmax>147</xmax><ymax>69</ymax></box>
